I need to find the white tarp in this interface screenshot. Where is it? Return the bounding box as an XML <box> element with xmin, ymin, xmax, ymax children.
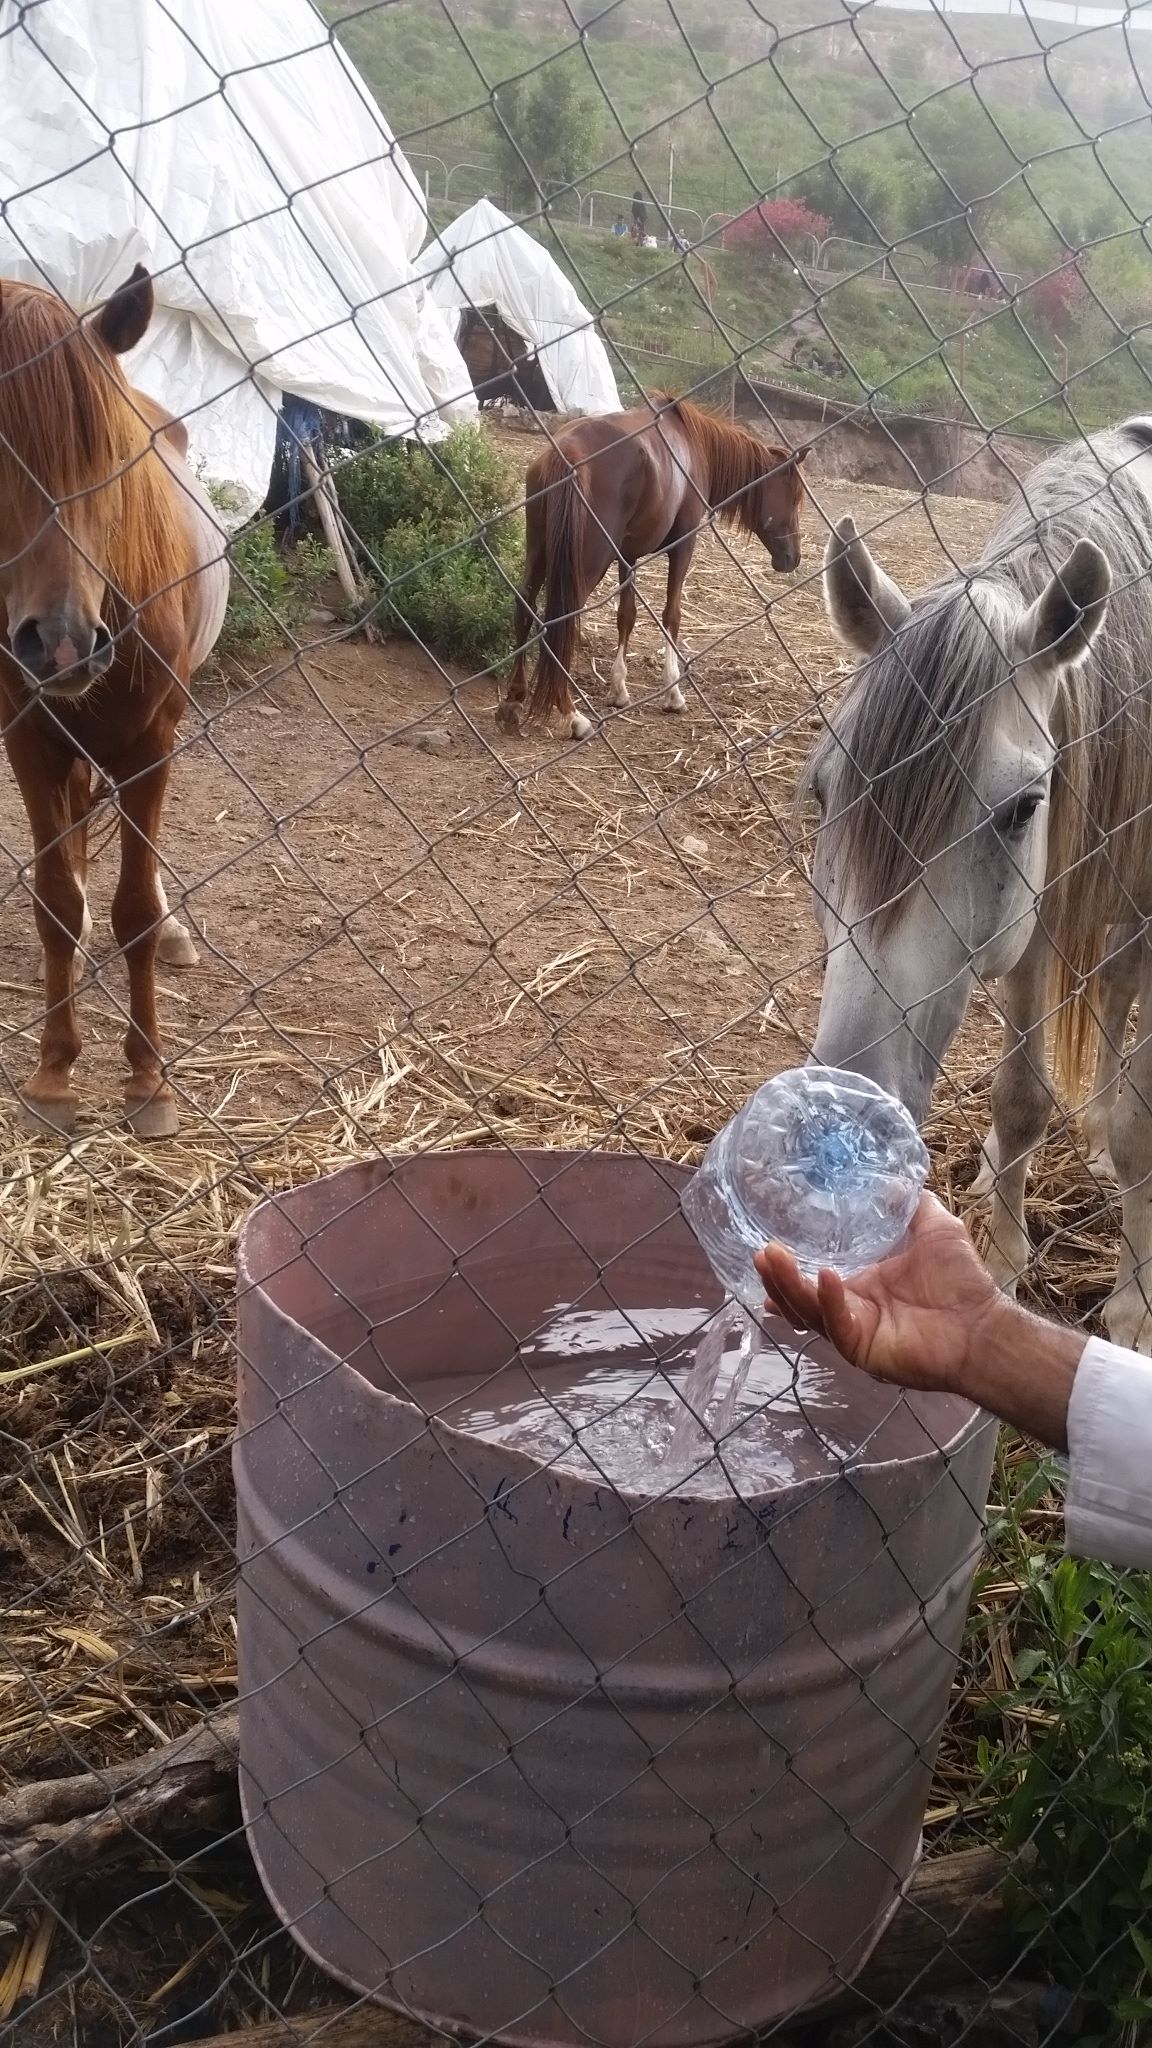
<box><xmin>413</xmin><ymin>199</ymin><xmax>620</xmax><ymax>417</ymax></box>
<box><xmin>0</xmin><ymin>0</ymin><xmax>476</xmax><ymax>505</ymax></box>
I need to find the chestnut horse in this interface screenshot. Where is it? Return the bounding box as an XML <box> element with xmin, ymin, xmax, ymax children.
<box><xmin>0</xmin><ymin>265</ymin><xmax>228</xmax><ymax>1137</ymax></box>
<box><xmin>498</xmin><ymin>397</ymin><xmax>807</xmax><ymax>739</ymax></box>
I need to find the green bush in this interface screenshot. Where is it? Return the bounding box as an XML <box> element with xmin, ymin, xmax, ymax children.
<box><xmin>214</xmin><ymin>514</ymin><xmax>332</xmax><ymax>664</ymax></box>
<box><xmin>979</xmin><ymin>1466</ymin><xmax>1152</xmax><ymax>2041</ymax></box>
<box><xmin>334</xmin><ymin>426</ymin><xmax>523</xmax><ymax>673</ymax></box>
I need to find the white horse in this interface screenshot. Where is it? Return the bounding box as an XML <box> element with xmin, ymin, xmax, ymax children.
<box><xmin>808</xmin><ymin>418</ymin><xmax>1152</xmax><ymax>1349</ymax></box>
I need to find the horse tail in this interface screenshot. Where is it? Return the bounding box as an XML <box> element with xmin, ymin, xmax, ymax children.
<box><xmin>527</xmin><ymin>447</ymin><xmax>588</xmax><ymax>724</ymax></box>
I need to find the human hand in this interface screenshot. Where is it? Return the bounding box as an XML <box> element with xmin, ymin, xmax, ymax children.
<box><xmin>753</xmin><ymin>1191</ymin><xmax>1004</xmax><ymax>1398</ymax></box>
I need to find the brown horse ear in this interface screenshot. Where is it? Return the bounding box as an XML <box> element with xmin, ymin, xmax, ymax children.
<box><xmin>94</xmin><ymin>264</ymin><xmax>154</xmax><ymax>355</ymax></box>
<box><xmin>792</xmin><ymin>444</ymin><xmax>810</xmax><ymax>466</ymax></box>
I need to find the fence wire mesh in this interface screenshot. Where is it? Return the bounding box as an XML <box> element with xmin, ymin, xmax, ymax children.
<box><xmin>2</xmin><ymin>0</ymin><xmax>1152</xmax><ymax>2043</ymax></box>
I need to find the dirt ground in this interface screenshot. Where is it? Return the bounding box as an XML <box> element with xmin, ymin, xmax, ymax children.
<box><xmin>5</xmin><ymin>442</ymin><xmax>1080</xmax><ymax>2040</ymax></box>
<box><xmin>0</xmin><ymin>451</ymin><xmax>1003</xmax><ymax>1140</ymax></box>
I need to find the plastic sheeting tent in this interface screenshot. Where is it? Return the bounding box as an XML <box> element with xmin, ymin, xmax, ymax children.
<box><xmin>0</xmin><ymin>0</ymin><xmax>476</xmax><ymax>507</ymax></box>
<box><xmin>413</xmin><ymin>200</ymin><xmax>620</xmax><ymax>417</ymax></box>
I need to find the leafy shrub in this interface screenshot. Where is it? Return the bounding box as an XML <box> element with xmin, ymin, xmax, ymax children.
<box><xmin>979</xmin><ymin>1506</ymin><xmax>1152</xmax><ymax>2040</ymax></box>
<box><xmin>334</xmin><ymin>426</ymin><xmax>523</xmax><ymax>673</ymax></box>
<box><xmin>724</xmin><ymin>197</ymin><xmax>831</xmax><ymax>257</ymax></box>
<box><xmin>1027</xmin><ymin>253</ymin><xmax>1088</xmax><ymax>335</ymax></box>
<box><xmin>216</xmin><ymin>520</ymin><xmax>332</xmax><ymax>664</ymax></box>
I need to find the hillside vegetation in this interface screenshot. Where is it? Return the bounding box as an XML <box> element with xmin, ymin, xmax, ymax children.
<box><xmin>323</xmin><ymin>0</ymin><xmax>1152</xmax><ymax>434</ymax></box>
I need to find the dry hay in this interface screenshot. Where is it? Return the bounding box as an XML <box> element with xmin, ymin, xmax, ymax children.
<box><xmin>0</xmin><ymin>1051</ymin><xmax>1122</xmax><ymax>2041</ymax></box>
<box><xmin>0</xmin><ymin>1008</ymin><xmax>1121</xmax><ymax>1785</ymax></box>
<box><xmin>0</xmin><ymin>1048</ymin><xmax>1121</xmax><ymax>2040</ymax></box>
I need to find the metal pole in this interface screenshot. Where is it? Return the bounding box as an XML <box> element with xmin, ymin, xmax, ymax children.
<box><xmin>667</xmin><ymin>141</ymin><xmax>674</xmax><ymax>227</ymax></box>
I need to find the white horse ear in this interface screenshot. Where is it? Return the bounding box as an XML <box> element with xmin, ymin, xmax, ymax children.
<box><xmin>823</xmin><ymin>515</ymin><xmax>912</xmax><ymax>656</ymax></box>
<box><xmin>1017</xmin><ymin>539</ymin><xmax>1111</xmax><ymax>680</ymax></box>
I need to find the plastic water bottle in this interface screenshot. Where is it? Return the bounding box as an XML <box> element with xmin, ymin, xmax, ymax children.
<box><xmin>681</xmin><ymin>1066</ymin><xmax>930</xmax><ymax>1311</ymax></box>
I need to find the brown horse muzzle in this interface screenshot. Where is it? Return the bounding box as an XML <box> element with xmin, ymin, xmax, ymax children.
<box><xmin>7</xmin><ymin>613</ymin><xmax>115</xmax><ymax>694</ymax></box>
<box><xmin>769</xmin><ymin>536</ymin><xmax>802</xmax><ymax>574</ymax></box>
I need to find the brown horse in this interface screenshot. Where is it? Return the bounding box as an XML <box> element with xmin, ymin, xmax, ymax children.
<box><xmin>498</xmin><ymin>397</ymin><xmax>807</xmax><ymax>739</ymax></box>
<box><xmin>0</xmin><ymin>265</ymin><xmax>228</xmax><ymax>1138</ymax></box>
<box><xmin>458</xmin><ymin>306</ymin><xmax>554</xmax><ymax>413</ymax></box>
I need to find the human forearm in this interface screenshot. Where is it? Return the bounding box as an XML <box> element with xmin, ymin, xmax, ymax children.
<box><xmin>758</xmin><ymin>1194</ymin><xmax>1152</xmax><ymax>1568</ymax></box>
<box><xmin>957</xmin><ymin>1296</ymin><xmax>1087</xmax><ymax>1451</ymax></box>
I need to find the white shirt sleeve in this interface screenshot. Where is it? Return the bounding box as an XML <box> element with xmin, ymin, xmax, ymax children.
<box><xmin>1065</xmin><ymin>1334</ymin><xmax>1152</xmax><ymax>1569</ymax></box>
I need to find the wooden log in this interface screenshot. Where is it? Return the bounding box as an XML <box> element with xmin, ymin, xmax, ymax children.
<box><xmin>297</xmin><ymin>441</ymin><xmax>383</xmax><ymax>642</ymax></box>
<box><xmin>0</xmin><ymin>1707</ymin><xmax>239</xmax><ymax>1908</ymax></box>
<box><xmin>816</xmin><ymin>1843</ymin><xmax>1023</xmax><ymax>2015</ymax></box>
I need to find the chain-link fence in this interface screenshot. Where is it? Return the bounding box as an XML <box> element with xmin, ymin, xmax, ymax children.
<box><xmin>3</xmin><ymin>0</ymin><xmax>1152</xmax><ymax>2043</ymax></box>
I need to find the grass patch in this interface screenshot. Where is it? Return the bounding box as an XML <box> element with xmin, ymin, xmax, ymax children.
<box><xmin>974</xmin><ymin>1445</ymin><xmax>1152</xmax><ymax>2043</ymax></box>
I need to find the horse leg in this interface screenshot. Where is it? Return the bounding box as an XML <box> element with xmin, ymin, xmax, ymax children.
<box><xmin>982</xmin><ymin>935</ymin><xmax>1055</xmax><ymax>1297</ymax></box>
<box><xmin>497</xmin><ymin>527</ymin><xmax>545</xmax><ymax>736</ymax></box>
<box><xmin>111</xmin><ymin>740</ymin><xmax>180</xmax><ymax>1137</ymax></box>
<box><xmin>156</xmin><ymin>880</ymin><xmax>199</xmax><ymax>968</ymax></box>
<box><xmin>608</xmin><ymin>565</ymin><xmax>637</xmax><ymax>709</ymax></box>
<box><xmin>35</xmin><ymin>760</ymin><xmax>94</xmax><ymax>985</ymax></box>
<box><xmin>68</xmin><ymin>759</ymin><xmax>94</xmax><ymax>958</ymax></box>
<box><xmin>1081</xmin><ymin>925</ymin><xmax>1141</xmax><ymax>1180</ymax></box>
<box><xmin>45</xmin><ymin>776</ymin><xmax>196</xmax><ymax>971</ymax></box>
<box><xmin>12</xmin><ymin>754</ymin><xmax>87</xmax><ymax>1134</ymax></box>
<box><xmin>977</xmin><ymin>924</ymin><xmax>1143</xmax><ymax>1193</ymax></box>
<box><xmin>659</xmin><ymin>536</ymin><xmax>694</xmax><ymax>713</ymax></box>
<box><xmin>1104</xmin><ymin>960</ymin><xmax>1152</xmax><ymax>1352</ymax></box>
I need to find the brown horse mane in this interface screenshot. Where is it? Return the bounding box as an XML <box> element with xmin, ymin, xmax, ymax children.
<box><xmin>652</xmin><ymin>394</ymin><xmax>796</xmax><ymax>527</ymax></box>
<box><xmin>0</xmin><ymin>280</ymin><xmax>190</xmax><ymax>623</ymax></box>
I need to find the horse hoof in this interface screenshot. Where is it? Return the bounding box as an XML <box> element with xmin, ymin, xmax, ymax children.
<box><xmin>570</xmin><ymin>712</ymin><xmax>593</xmax><ymax>740</ymax></box>
<box><xmin>124</xmin><ymin>1093</ymin><xmax>180</xmax><ymax>1139</ymax></box>
<box><xmin>19</xmin><ymin>1094</ymin><xmax>78</xmax><ymax>1139</ymax></box>
<box><xmin>158</xmin><ymin>923</ymin><xmax>200</xmax><ymax>968</ymax></box>
<box><xmin>662</xmin><ymin>687</ymin><xmax>686</xmax><ymax>714</ymax></box>
<box><xmin>495</xmin><ymin>702</ymin><xmax>523</xmax><ymax>735</ymax></box>
<box><xmin>1105</xmin><ymin>1296</ymin><xmax>1152</xmax><ymax>1354</ymax></box>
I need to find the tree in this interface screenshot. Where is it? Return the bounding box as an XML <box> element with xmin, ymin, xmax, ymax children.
<box><xmin>492</xmin><ymin>61</ymin><xmax>603</xmax><ymax>213</ymax></box>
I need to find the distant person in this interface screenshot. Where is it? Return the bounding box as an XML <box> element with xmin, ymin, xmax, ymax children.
<box><xmin>612</xmin><ymin>214</ymin><xmax>629</xmax><ymax>238</ymax></box>
<box><xmin>631</xmin><ymin>190</ymin><xmax>648</xmax><ymax>242</ymax></box>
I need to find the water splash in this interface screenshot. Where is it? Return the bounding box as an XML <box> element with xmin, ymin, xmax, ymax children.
<box><xmin>663</xmin><ymin>1298</ymin><xmax>762</xmax><ymax>1475</ymax></box>
<box><xmin>417</xmin><ymin>1303</ymin><xmax>847</xmax><ymax>1497</ymax></box>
